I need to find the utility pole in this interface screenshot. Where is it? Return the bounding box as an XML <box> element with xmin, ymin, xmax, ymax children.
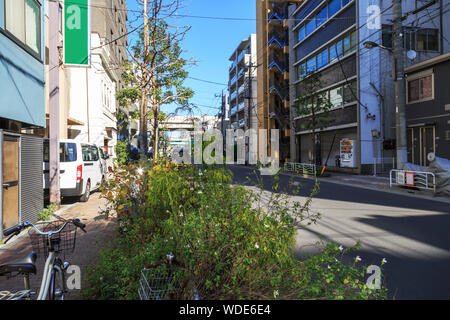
<box><xmin>49</xmin><ymin>0</ymin><xmax>60</xmax><ymax>206</ymax></box>
<box><xmin>393</xmin><ymin>0</ymin><xmax>407</xmax><ymax>169</ymax></box>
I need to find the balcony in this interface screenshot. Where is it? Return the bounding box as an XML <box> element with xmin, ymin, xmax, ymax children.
<box><xmin>269</xmin><ymin>103</ymin><xmax>290</xmax><ymax>129</ymax></box>
<box><xmin>230</xmin><ymin>106</ymin><xmax>238</xmax><ymax>116</ymax></box>
<box><xmin>238</xmin><ymin>102</ymin><xmax>245</xmax><ymax>111</ymax></box>
<box><xmin>268</xmin><ymin>30</ymin><xmax>287</xmax><ymax>50</ymax></box>
<box><xmin>229</xmin><ymin>74</ymin><xmax>237</xmax><ymax>86</ymax></box>
<box><xmin>268</xmin><ymin>52</ymin><xmax>286</xmax><ymax>74</ymax></box>
<box><xmin>238</xmin><ymin>84</ymin><xmax>247</xmax><ymax>97</ymax></box>
<box><xmin>230</xmin><ymin>91</ymin><xmax>237</xmax><ymax>102</ymax></box>
<box><xmin>269</xmin><ymin>78</ymin><xmax>288</xmax><ymax>101</ymax></box>
<box><xmin>229</xmin><ymin>59</ymin><xmax>237</xmax><ymax>71</ymax></box>
<box><xmin>267</xmin><ymin>4</ymin><xmax>287</xmax><ymax>25</ymax></box>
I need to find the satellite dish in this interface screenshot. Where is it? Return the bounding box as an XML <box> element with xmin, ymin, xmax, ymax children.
<box><xmin>407</xmin><ymin>50</ymin><xmax>417</xmax><ymax>60</ymax></box>
<box><xmin>427</xmin><ymin>152</ymin><xmax>435</xmax><ymax>163</ymax></box>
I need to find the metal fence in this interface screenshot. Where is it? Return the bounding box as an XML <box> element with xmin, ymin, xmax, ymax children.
<box><xmin>284</xmin><ymin>162</ymin><xmax>317</xmax><ymax>176</ymax></box>
<box><xmin>389</xmin><ymin>169</ymin><xmax>436</xmax><ymax>193</ymax></box>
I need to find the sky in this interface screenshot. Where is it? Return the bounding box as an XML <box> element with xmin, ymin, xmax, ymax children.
<box><xmin>125</xmin><ymin>0</ymin><xmax>256</xmax><ymax>117</ymax></box>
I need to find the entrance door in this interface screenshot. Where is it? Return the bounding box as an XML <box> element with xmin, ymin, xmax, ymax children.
<box><xmin>420</xmin><ymin>126</ymin><xmax>435</xmax><ymax>167</ymax></box>
<box><xmin>2</xmin><ymin>135</ymin><xmax>20</xmax><ymax>232</ymax></box>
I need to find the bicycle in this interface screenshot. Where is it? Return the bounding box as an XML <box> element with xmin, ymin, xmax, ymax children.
<box><xmin>138</xmin><ymin>254</ymin><xmax>199</xmax><ymax>300</ymax></box>
<box><xmin>0</xmin><ymin>216</ymin><xmax>87</xmax><ymax>300</ymax></box>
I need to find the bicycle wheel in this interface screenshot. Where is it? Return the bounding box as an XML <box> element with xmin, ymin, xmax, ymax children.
<box><xmin>48</xmin><ymin>261</ymin><xmax>66</xmax><ymax>300</ymax></box>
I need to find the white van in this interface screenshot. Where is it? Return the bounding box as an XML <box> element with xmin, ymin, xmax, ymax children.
<box><xmin>43</xmin><ymin>139</ymin><xmax>105</xmax><ymax>202</ymax></box>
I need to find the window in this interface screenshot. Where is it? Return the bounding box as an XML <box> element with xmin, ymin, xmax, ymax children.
<box><xmin>416</xmin><ymin>29</ymin><xmax>438</xmax><ymax>51</ymax></box>
<box><xmin>297</xmin><ymin>63</ymin><xmax>306</xmax><ymax>80</ymax></box>
<box><xmin>306</xmin><ymin>57</ymin><xmax>316</xmax><ymax>73</ymax></box>
<box><xmin>328</xmin><ymin>0</ymin><xmax>341</xmax><ymax>17</ymax></box>
<box><xmin>316</xmin><ymin>6</ymin><xmax>327</xmax><ymax>28</ymax></box>
<box><xmin>343</xmin><ymin>0</ymin><xmax>351</xmax><ymax>6</ymax></box>
<box><xmin>343</xmin><ymin>81</ymin><xmax>357</xmax><ymax>104</ymax></box>
<box><xmin>329</xmin><ymin>40</ymin><xmax>343</xmax><ymax>62</ymax></box>
<box><xmin>43</xmin><ymin>142</ymin><xmax>77</xmax><ymax>162</ymax></box>
<box><xmin>407</xmin><ymin>73</ymin><xmax>433</xmax><ymax>103</ymax></box>
<box><xmin>382</xmin><ymin>25</ymin><xmax>393</xmax><ymax>48</ymax></box>
<box><xmin>305</xmin><ymin>19</ymin><xmax>315</xmax><ymax>36</ymax></box>
<box><xmin>329</xmin><ymin>87</ymin><xmax>343</xmax><ymax>108</ymax></box>
<box><xmin>343</xmin><ymin>31</ymin><xmax>356</xmax><ymax>55</ymax></box>
<box><xmin>298</xmin><ymin>25</ymin><xmax>306</xmax><ymax>42</ymax></box>
<box><xmin>317</xmin><ymin>48</ymin><xmax>328</xmax><ymax>69</ymax></box>
<box><xmin>4</xmin><ymin>0</ymin><xmax>41</xmax><ymax>55</ymax></box>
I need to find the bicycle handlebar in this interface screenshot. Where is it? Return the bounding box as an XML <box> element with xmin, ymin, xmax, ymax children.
<box><xmin>2</xmin><ymin>218</ymin><xmax>87</xmax><ymax>242</ymax></box>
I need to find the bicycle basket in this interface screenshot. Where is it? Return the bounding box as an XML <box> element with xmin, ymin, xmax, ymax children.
<box><xmin>138</xmin><ymin>263</ymin><xmax>192</xmax><ymax>300</ymax></box>
<box><xmin>28</xmin><ymin>221</ymin><xmax>77</xmax><ymax>260</ymax></box>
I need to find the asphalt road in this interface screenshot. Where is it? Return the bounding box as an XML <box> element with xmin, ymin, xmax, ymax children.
<box><xmin>229</xmin><ymin>165</ymin><xmax>450</xmax><ymax>300</ymax></box>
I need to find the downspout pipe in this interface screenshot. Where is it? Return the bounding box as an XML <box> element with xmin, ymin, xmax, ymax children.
<box><xmin>369</xmin><ymin>82</ymin><xmax>385</xmax><ymax>161</ymax></box>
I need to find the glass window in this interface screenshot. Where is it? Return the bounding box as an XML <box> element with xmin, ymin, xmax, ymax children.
<box><xmin>43</xmin><ymin>142</ymin><xmax>77</xmax><ymax>162</ymax></box>
<box><xmin>329</xmin><ymin>87</ymin><xmax>343</xmax><ymax>108</ymax></box>
<box><xmin>316</xmin><ymin>6</ymin><xmax>327</xmax><ymax>27</ymax></box>
<box><xmin>343</xmin><ymin>32</ymin><xmax>355</xmax><ymax>55</ymax></box>
<box><xmin>350</xmin><ymin>31</ymin><xmax>356</xmax><ymax>51</ymax></box>
<box><xmin>407</xmin><ymin>75</ymin><xmax>433</xmax><ymax>103</ymax></box>
<box><xmin>90</xmin><ymin>146</ymin><xmax>100</xmax><ymax>161</ymax></box>
<box><xmin>298</xmin><ymin>26</ymin><xmax>306</xmax><ymax>42</ymax></box>
<box><xmin>343</xmin><ymin>0</ymin><xmax>351</xmax><ymax>6</ymax></box>
<box><xmin>4</xmin><ymin>0</ymin><xmax>41</xmax><ymax>55</ymax></box>
<box><xmin>305</xmin><ymin>19</ymin><xmax>315</xmax><ymax>36</ymax></box>
<box><xmin>405</xmin><ymin>31</ymin><xmax>416</xmax><ymax>50</ymax></box>
<box><xmin>328</xmin><ymin>0</ymin><xmax>342</xmax><ymax>17</ymax></box>
<box><xmin>382</xmin><ymin>25</ymin><xmax>393</xmax><ymax>48</ymax></box>
<box><xmin>317</xmin><ymin>48</ymin><xmax>328</xmax><ymax>69</ymax></box>
<box><xmin>425</xmin><ymin>29</ymin><xmax>438</xmax><ymax>51</ymax></box>
<box><xmin>297</xmin><ymin>63</ymin><xmax>306</xmax><ymax>80</ymax></box>
<box><xmin>343</xmin><ymin>81</ymin><xmax>357</xmax><ymax>104</ymax></box>
<box><xmin>306</xmin><ymin>57</ymin><xmax>316</xmax><ymax>74</ymax></box>
<box><xmin>329</xmin><ymin>40</ymin><xmax>343</xmax><ymax>62</ymax></box>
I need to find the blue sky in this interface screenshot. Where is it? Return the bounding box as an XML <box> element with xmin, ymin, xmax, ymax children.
<box><xmin>125</xmin><ymin>0</ymin><xmax>256</xmax><ymax>116</ymax></box>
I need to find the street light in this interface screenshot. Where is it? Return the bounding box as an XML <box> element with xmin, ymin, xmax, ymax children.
<box><xmin>363</xmin><ymin>41</ymin><xmax>393</xmax><ymax>52</ymax></box>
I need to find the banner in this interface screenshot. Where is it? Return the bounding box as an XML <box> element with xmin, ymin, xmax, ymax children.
<box><xmin>64</xmin><ymin>0</ymin><xmax>90</xmax><ymax>66</ymax></box>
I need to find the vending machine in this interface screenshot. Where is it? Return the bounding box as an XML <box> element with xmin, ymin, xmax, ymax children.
<box><xmin>340</xmin><ymin>139</ymin><xmax>356</xmax><ymax>168</ymax></box>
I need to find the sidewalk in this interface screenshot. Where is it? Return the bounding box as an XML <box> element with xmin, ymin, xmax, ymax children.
<box><xmin>0</xmin><ymin>192</ymin><xmax>117</xmax><ymax>300</ymax></box>
<box><xmin>281</xmin><ymin>169</ymin><xmax>450</xmax><ymax>204</ymax></box>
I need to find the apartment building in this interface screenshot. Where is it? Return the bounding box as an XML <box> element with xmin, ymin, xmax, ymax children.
<box><xmin>0</xmin><ymin>0</ymin><xmax>45</xmax><ymax>235</ymax></box>
<box><xmin>256</xmin><ymin>0</ymin><xmax>295</xmax><ymax>163</ymax></box>
<box><xmin>228</xmin><ymin>34</ymin><xmax>258</xmax><ymax>162</ymax></box>
<box><xmin>65</xmin><ymin>0</ymin><xmax>129</xmax><ymax>157</ymax></box>
<box><xmin>288</xmin><ymin>0</ymin><xmax>449</xmax><ymax>174</ymax></box>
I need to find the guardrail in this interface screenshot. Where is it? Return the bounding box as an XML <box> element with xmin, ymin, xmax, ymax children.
<box><xmin>389</xmin><ymin>169</ymin><xmax>436</xmax><ymax>193</ymax></box>
<box><xmin>284</xmin><ymin>162</ymin><xmax>317</xmax><ymax>176</ymax></box>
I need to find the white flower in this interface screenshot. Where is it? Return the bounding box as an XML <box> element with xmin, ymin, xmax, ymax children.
<box><xmin>198</xmin><ymin>191</ymin><xmax>203</xmax><ymax>194</ymax></box>
<box><xmin>382</xmin><ymin>258</ymin><xmax>388</xmax><ymax>264</ymax></box>
<box><xmin>255</xmin><ymin>243</ymin><xmax>259</xmax><ymax>249</ymax></box>
<box><xmin>190</xmin><ymin>188</ymin><xmax>194</xmax><ymax>191</ymax></box>
<box><xmin>186</xmin><ymin>244</ymin><xmax>190</xmax><ymax>248</ymax></box>
<box><xmin>327</xmin><ymin>265</ymin><xmax>331</xmax><ymax>269</ymax></box>
<box><xmin>199</xmin><ymin>172</ymin><xmax>203</xmax><ymax>176</ymax></box>
<box><xmin>179</xmin><ymin>212</ymin><xmax>184</xmax><ymax>217</ymax></box>
<box><xmin>273</xmin><ymin>290</ymin><xmax>279</xmax><ymax>298</ymax></box>
<box><xmin>338</xmin><ymin>245</ymin><xmax>344</xmax><ymax>252</ymax></box>
<box><xmin>137</xmin><ymin>168</ymin><xmax>144</xmax><ymax>175</ymax></box>
<box><xmin>166</xmin><ymin>210</ymin><xmax>170</xmax><ymax>214</ymax></box>
<box><xmin>179</xmin><ymin>204</ymin><xmax>183</xmax><ymax>208</ymax></box>
<box><xmin>355</xmin><ymin>256</ymin><xmax>362</xmax><ymax>262</ymax></box>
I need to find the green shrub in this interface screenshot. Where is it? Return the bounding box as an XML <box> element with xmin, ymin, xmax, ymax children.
<box><xmin>38</xmin><ymin>204</ymin><xmax>58</xmax><ymax>221</ymax></box>
<box><xmin>83</xmin><ymin>162</ymin><xmax>387</xmax><ymax>300</ymax></box>
<box><xmin>115</xmin><ymin>139</ymin><xmax>131</xmax><ymax>166</ymax></box>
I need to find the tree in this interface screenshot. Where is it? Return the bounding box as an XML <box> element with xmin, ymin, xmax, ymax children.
<box><xmin>293</xmin><ymin>70</ymin><xmax>333</xmax><ymax>166</ymax></box>
<box><xmin>120</xmin><ymin>0</ymin><xmax>193</xmax><ymax>160</ymax></box>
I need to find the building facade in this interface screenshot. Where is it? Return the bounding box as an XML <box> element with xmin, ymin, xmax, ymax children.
<box><xmin>0</xmin><ymin>0</ymin><xmax>46</xmax><ymax>235</ymax></box>
<box><xmin>288</xmin><ymin>0</ymin><xmax>450</xmax><ymax>174</ymax></box>
<box><xmin>228</xmin><ymin>34</ymin><xmax>258</xmax><ymax>162</ymax></box>
<box><xmin>257</xmin><ymin>0</ymin><xmax>294</xmax><ymax>163</ymax></box>
<box><xmin>65</xmin><ymin>0</ymin><xmax>129</xmax><ymax>157</ymax></box>
<box><xmin>405</xmin><ymin>52</ymin><xmax>450</xmax><ymax>166</ymax></box>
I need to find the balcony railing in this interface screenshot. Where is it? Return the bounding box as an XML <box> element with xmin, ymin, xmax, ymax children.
<box><xmin>229</xmin><ymin>74</ymin><xmax>237</xmax><ymax>86</ymax></box>
<box><xmin>268</xmin><ymin>52</ymin><xmax>286</xmax><ymax>73</ymax></box>
<box><xmin>230</xmin><ymin>106</ymin><xmax>237</xmax><ymax>116</ymax></box>
<box><xmin>238</xmin><ymin>102</ymin><xmax>245</xmax><ymax>111</ymax></box>
<box><xmin>269</xmin><ymin>78</ymin><xmax>288</xmax><ymax>101</ymax></box>
<box><xmin>230</xmin><ymin>91</ymin><xmax>237</xmax><ymax>102</ymax></box>
<box><xmin>268</xmin><ymin>29</ymin><xmax>287</xmax><ymax>49</ymax></box>
<box><xmin>267</xmin><ymin>4</ymin><xmax>287</xmax><ymax>24</ymax></box>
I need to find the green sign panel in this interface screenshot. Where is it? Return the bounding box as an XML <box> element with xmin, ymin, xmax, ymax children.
<box><xmin>64</xmin><ymin>0</ymin><xmax>90</xmax><ymax>66</ymax></box>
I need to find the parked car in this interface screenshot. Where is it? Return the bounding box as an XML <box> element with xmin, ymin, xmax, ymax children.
<box><xmin>43</xmin><ymin>139</ymin><xmax>104</xmax><ymax>202</ymax></box>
